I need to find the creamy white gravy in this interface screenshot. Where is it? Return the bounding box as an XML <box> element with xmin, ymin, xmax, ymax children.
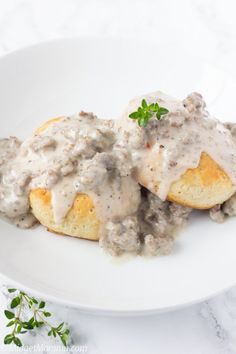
<box><xmin>0</xmin><ymin>91</ymin><xmax>236</xmax><ymax>256</ymax></box>
<box><xmin>0</xmin><ymin>113</ymin><xmax>140</xmax><ymax>232</ymax></box>
<box><xmin>117</xmin><ymin>91</ymin><xmax>236</xmax><ymax>200</ymax></box>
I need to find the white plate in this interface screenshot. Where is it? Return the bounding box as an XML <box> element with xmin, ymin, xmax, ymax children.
<box><xmin>1</xmin><ymin>37</ymin><xmax>236</xmax><ymax>315</ymax></box>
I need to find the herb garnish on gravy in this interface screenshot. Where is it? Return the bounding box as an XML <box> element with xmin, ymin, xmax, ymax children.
<box><xmin>129</xmin><ymin>99</ymin><xmax>169</xmax><ymax>126</ymax></box>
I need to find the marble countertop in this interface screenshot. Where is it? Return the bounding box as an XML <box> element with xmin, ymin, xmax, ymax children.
<box><xmin>1</xmin><ymin>0</ymin><xmax>236</xmax><ymax>353</ymax></box>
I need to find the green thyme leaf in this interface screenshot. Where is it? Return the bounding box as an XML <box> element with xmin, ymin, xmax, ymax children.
<box><xmin>10</xmin><ymin>297</ymin><xmax>21</xmax><ymax>309</ymax></box>
<box><xmin>16</xmin><ymin>325</ymin><xmax>22</xmax><ymax>334</ymax></box>
<box><xmin>159</xmin><ymin>107</ymin><xmax>169</xmax><ymax>114</ymax></box>
<box><xmin>39</xmin><ymin>301</ymin><xmax>45</xmax><ymax>309</ymax></box>
<box><xmin>61</xmin><ymin>333</ymin><xmax>69</xmax><ymax>346</ymax></box>
<box><xmin>43</xmin><ymin>311</ymin><xmax>51</xmax><ymax>317</ymax></box>
<box><xmin>156</xmin><ymin>111</ymin><xmax>161</xmax><ymax>120</ymax></box>
<box><xmin>4</xmin><ymin>334</ymin><xmax>14</xmax><ymax>344</ymax></box>
<box><xmin>58</xmin><ymin>323</ymin><xmax>65</xmax><ymax>331</ymax></box>
<box><xmin>8</xmin><ymin>289</ymin><xmax>16</xmax><ymax>293</ymax></box>
<box><xmin>138</xmin><ymin>117</ymin><xmax>147</xmax><ymax>127</ymax></box>
<box><xmin>129</xmin><ymin>112</ymin><xmax>139</xmax><ymax>119</ymax></box>
<box><xmin>4</xmin><ymin>310</ymin><xmax>15</xmax><ymax>319</ymax></box>
<box><xmin>28</xmin><ymin>317</ymin><xmax>35</xmax><ymax>325</ymax></box>
<box><xmin>6</xmin><ymin>320</ymin><xmax>15</xmax><ymax>327</ymax></box>
<box><xmin>22</xmin><ymin>321</ymin><xmax>34</xmax><ymax>330</ymax></box>
<box><xmin>13</xmin><ymin>337</ymin><xmax>22</xmax><ymax>347</ymax></box>
<box><xmin>141</xmin><ymin>99</ymin><xmax>147</xmax><ymax>108</ymax></box>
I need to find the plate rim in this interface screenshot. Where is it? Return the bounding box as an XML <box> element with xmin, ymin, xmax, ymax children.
<box><xmin>0</xmin><ymin>36</ymin><xmax>235</xmax><ymax>315</ymax></box>
<box><xmin>1</xmin><ymin>271</ymin><xmax>234</xmax><ymax>316</ymax></box>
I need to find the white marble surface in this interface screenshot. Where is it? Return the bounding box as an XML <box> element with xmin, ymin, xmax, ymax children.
<box><xmin>1</xmin><ymin>0</ymin><xmax>236</xmax><ymax>353</ymax></box>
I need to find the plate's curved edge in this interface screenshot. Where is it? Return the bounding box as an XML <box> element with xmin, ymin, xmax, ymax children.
<box><xmin>0</xmin><ymin>271</ymin><xmax>234</xmax><ymax>316</ymax></box>
<box><xmin>0</xmin><ymin>35</ymin><xmax>233</xmax><ymax>83</ymax></box>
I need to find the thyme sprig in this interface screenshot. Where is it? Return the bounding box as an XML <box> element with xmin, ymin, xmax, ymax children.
<box><xmin>4</xmin><ymin>288</ymin><xmax>70</xmax><ymax>347</ymax></box>
<box><xmin>129</xmin><ymin>99</ymin><xmax>169</xmax><ymax>127</ymax></box>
